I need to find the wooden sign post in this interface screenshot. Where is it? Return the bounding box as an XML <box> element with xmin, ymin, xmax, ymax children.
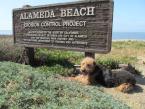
<box><xmin>25</xmin><ymin>47</ymin><xmax>35</xmax><ymax>65</ymax></box>
<box><xmin>13</xmin><ymin>0</ymin><xmax>114</xmax><ymax>64</ymax></box>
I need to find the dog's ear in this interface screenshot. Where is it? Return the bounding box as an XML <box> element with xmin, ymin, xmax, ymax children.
<box><xmin>93</xmin><ymin>61</ymin><xmax>96</xmax><ymax>66</ymax></box>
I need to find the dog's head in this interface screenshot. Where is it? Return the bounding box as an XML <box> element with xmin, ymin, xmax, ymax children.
<box><xmin>80</xmin><ymin>57</ymin><xmax>96</xmax><ymax>75</ymax></box>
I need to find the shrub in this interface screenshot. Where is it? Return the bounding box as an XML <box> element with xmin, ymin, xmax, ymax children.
<box><xmin>96</xmin><ymin>57</ymin><xmax>119</xmax><ymax>69</ymax></box>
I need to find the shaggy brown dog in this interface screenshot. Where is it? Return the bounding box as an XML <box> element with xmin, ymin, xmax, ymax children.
<box><xmin>73</xmin><ymin>57</ymin><xmax>136</xmax><ymax>93</ymax></box>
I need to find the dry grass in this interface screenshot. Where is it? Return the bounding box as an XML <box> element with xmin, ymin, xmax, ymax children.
<box><xmin>0</xmin><ymin>36</ymin><xmax>13</xmax><ymax>47</ymax></box>
<box><xmin>96</xmin><ymin>41</ymin><xmax>145</xmax><ymax>65</ymax></box>
<box><xmin>0</xmin><ymin>36</ymin><xmax>24</xmax><ymax>62</ymax></box>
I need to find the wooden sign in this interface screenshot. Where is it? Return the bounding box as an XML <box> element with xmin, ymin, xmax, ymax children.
<box><xmin>13</xmin><ymin>0</ymin><xmax>114</xmax><ymax>53</ymax></box>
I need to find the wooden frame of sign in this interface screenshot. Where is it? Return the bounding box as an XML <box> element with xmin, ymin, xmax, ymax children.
<box><xmin>13</xmin><ymin>0</ymin><xmax>114</xmax><ymax>64</ymax></box>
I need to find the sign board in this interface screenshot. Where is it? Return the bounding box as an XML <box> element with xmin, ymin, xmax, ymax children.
<box><xmin>13</xmin><ymin>0</ymin><xmax>114</xmax><ymax>53</ymax></box>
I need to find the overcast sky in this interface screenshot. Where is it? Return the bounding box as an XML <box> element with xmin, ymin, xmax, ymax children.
<box><xmin>0</xmin><ymin>0</ymin><xmax>145</xmax><ymax>32</ymax></box>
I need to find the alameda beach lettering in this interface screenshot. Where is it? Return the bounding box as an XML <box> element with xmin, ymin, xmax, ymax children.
<box><xmin>20</xmin><ymin>7</ymin><xmax>95</xmax><ymax>20</ymax></box>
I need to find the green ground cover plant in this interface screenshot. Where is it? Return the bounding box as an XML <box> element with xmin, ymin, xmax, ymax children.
<box><xmin>0</xmin><ymin>62</ymin><xmax>130</xmax><ymax>109</ymax></box>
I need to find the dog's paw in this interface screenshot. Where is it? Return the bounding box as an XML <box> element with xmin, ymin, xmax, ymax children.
<box><xmin>115</xmin><ymin>83</ymin><xmax>134</xmax><ymax>93</ymax></box>
<box><xmin>74</xmin><ymin>75</ymin><xmax>91</xmax><ymax>85</ymax></box>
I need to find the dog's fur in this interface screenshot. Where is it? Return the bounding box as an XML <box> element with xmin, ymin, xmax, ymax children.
<box><xmin>74</xmin><ymin>57</ymin><xmax>136</xmax><ymax>93</ymax></box>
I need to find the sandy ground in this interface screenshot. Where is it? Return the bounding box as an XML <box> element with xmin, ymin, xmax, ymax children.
<box><xmin>103</xmin><ymin>57</ymin><xmax>145</xmax><ymax>109</ymax></box>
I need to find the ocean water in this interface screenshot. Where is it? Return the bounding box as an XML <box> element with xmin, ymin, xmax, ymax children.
<box><xmin>113</xmin><ymin>32</ymin><xmax>145</xmax><ymax>40</ymax></box>
<box><xmin>0</xmin><ymin>30</ymin><xmax>12</xmax><ymax>35</ymax></box>
<box><xmin>0</xmin><ymin>30</ymin><xmax>145</xmax><ymax>40</ymax></box>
